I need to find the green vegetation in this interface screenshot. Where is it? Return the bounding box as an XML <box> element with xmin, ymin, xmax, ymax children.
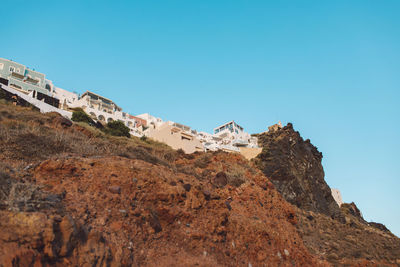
<box><xmin>104</xmin><ymin>120</ymin><xmax>130</xmax><ymax>138</ymax></box>
<box><xmin>71</xmin><ymin>109</ymin><xmax>130</xmax><ymax>138</ymax></box>
<box><xmin>71</xmin><ymin>109</ymin><xmax>95</xmax><ymax>125</ymax></box>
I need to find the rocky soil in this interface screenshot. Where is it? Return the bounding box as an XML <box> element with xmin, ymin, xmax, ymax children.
<box><xmin>30</xmin><ymin>154</ymin><xmax>327</xmax><ymax>266</ymax></box>
<box><xmin>0</xmin><ymin>102</ymin><xmax>399</xmax><ymax>266</ymax></box>
<box><xmin>255</xmin><ymin>123</ymin><xmax>342</xmax><ymax>219</ymax></box>
<box><xmin>0</xmin><ymin>103</ymin><xmax>326</xmax><ymax>266</ymax></box>
<box><xmin>255</xmin><ymin>123</ymin><xmax>400</xmax><ymax>266</ymax></box>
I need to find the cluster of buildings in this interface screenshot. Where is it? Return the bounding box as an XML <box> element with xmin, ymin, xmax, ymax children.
<box><xmin>0</xmin><ymin>57</ymin><xmax>346</xmax><ymax>203</ymax></box>
<box><xmin>0</xmin><ymin>58</ymin><xmax>262</xmax><ymax>157</ymax></box>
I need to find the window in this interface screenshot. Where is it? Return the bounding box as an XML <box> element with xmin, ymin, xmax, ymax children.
<box><xmin>181</xmin><ymin>135</ymin><xmax>191</xmax><ymax>141</ymax></box>
<box><xmin>0</xmin><ymin>63</ymin><xmax>3</xmax><ymax>70</ymax></box>
<box><xmin>16</xmin><ymin>68</ymin><xmax>20</xmax><ymax>73</ymax></box>
<box><xmin>9</xmin><ymin>66</ymin><xmax>15</xmax><ymax>72</ymax></box>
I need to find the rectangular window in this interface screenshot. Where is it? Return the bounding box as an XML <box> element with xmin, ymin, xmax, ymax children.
<box><xmin>9</xmin><ymin>66</ymin><xmax>15</xmax><ymax>72</ymax></box>
<box><xmin>0</xmin><ymin>63</ymin><xmax>3</xmax><ymax>70</ymax></box>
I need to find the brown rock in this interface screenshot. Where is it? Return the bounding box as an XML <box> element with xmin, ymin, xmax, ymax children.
<box><xmin>213</xmin><ymin>172</ymin><xmax>228</xmax><ymax>188</ymax></box>
<box><xmin>109</xmin><ymin>185</ymin><xmax>121</xmax><ymax>194</ymax></box>
<box><xmin>255</xmin><ymin>123</ymin><xmax>342</xmax><ymax>219</ymax></box>
<box><xmin>0</xmin><ymin>211</ymin><xmax>111</xmax><ymax>266</ymax></box>
<box><xmin>183</xmin><ymin>183</ymin><xmax>191</xmax><ymax>192</ymax></box>
<box><xmin>202</xmin><ymin>190</ymin><xmax>211</xmax><ymax>200</ymax></box>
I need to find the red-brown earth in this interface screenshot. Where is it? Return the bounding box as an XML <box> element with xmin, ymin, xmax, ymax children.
<box><xmin>0</xmin><ymin>102</ymin><xmax>399</xmax><ymax>266</ymax></box>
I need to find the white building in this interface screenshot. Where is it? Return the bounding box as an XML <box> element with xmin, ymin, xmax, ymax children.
<box><xmin>52</xmin><ymin>86</ymin><xmax>79</xmax><ymax>109</ymax></box>
<box><xmin>214</xmin><ymin>121</ymin><xmax>251</xmax><ymax>143</ymax></box>
<box><xmin>331</xmin><ymin>188</ymin><xmax>343</xmax><ymax>207</ymax></box>
<box><xmin>65</xmin><ymin>90</ymin><xmax>146</xmax><ymax>136</ymax></box>
<box><xmin>192</xmin><ymin>121</ymin><xmax>260</xmax><ymax>154</ymax></box>
<box><xmin>196</xmin><ymin>131</ymin><xmax>223</xmax><ymax>151</ymax></box>
<box><xmin>211</xmin><ymin>121</ymin><xmax>258</xmax><ymax>151</ymax></box>
<box><xmin>136</xmin><ymin>113</ymin><xmax>164</xmax><ymax>128</ymax></box>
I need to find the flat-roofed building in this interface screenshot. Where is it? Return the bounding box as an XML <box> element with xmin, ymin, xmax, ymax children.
<box><xmin>144</xmin><ymin>120</ymin><xmax>204</xmax><ymax>153</ymax></box>
<box><xmin>199</xmin><ymin>120</ymin><xmax>261</xmax><ymax>158</ymax></box>
<box><xmin>214</xmin><ymin>121</ymin><xmax>251</xmax><ymax>145</ymax></box>
<box><xmin>127</xmin><ymin>114</ymin><xmax>147</xmax><ymax>128</ymax></box>
<box><xmin>136</xmin><ymin>113</ymin><xmax>164</xmax><ymax>128</ymax></box>
<box><xmin>53</xmin><ymin>86</ymin><xmax>79</xmax><ymax>110</ymax></box>
<box><xmin>0</xmin><ymin>58</ymin><xmax>52</xmax><ymax>96</ymax></box>
<box><xmin>75</xmin><ymin>91</ymin><xmax>122</xmax><ymax>114</ymax></box>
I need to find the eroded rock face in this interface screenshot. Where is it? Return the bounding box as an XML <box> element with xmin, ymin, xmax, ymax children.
<box><xmin>296</xmin><ymin>207</ymin><xmax>400</xmax><ymax>266</ymax></box>
<box><xmin>255</xmin><ymin>124</ymin><xmax>400</xmax><ymax>265</ymax></box>
<box><xmin>31</xmin><ymin>154</ymin><xmax>326</xmax><ymax>266</ymax></box>
<box><xmin>1</xmin><ymin>103</ymin><xmax>398</xmax><ymax>266</ymax></box>
<box><xmin>0</xmin><ymin>211</ymin><xmax>111</xmax><ymax>266</ymax></box>
<box><xmin>255</xmin><ymin>123</ymin><xmax>342</xmax><ymax>219</ymax></box>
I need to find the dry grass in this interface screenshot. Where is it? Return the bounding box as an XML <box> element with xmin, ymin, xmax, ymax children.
<box><xmin>0</xmin><ymin>101</ymin><xmax>177</xmax><ymax>166</ymax></box>
<box><xmin>0</xmin><ymin>101</ymin><xmax>184</xmax><ymax>212</ymax></box>
<box><xmin>194</xmin><ymin>153</ymin><xmax>212</xmax><ymax>168</ymax></box>
<box><xmin>226</xmin><ymin>165</ymin><xmax>247</xmax><ymax>187</ymax></box>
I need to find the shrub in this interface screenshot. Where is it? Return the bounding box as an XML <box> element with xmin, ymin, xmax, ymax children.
<box><xmin>194</xmin><ymin>154</ymin><xmax>211</xmax><ymax>168</ymax></box>
<box><xmin>0</xmin><ymin>89</ymin><xmax>7</xmax><ymax>100</ymax></box>
<box><xmin>226</xmin><ymin>166</ymin><xmax>247</xmax><ymax>187</ymax></box>
<box><xmin>104</xmin><ymin>120</ymin><xmax>130</xmax><ymax>138</ymax></box>
<box><xmin>71</xmin><ymin>110</ymin><xmax>95</xmax><ymax>125</ymax></box>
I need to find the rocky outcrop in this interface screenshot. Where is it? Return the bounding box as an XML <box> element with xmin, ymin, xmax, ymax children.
<box><xmin>255</xmin><ymin>123</ymin><xmax>341</xmax><ymax>219</ymax></box>
<box><xmin>0</xmin><ymin>211</ymin><xmax>111</xmax><ymax>266</ymax></box>
<box><xmin>341</xmin><ymin>202</ymin><xmax>364</xmax><ymax>221</ymax></box>
<box><xmin>31</xmin><ymin>154</ymin><xmax>327</xmax><ymax>266</ymax></box>
<box><xmin>254</xmin><ymin>124</ymin><xmax>400</xmax><ymax>265</ymax></box>
<box><xmin>296</xmin><ymin>207</ymin><xmax>400</xmax><ymax>265</ymax></box>
<box><xmin>1</xmin><ymin>102</ymin><xmax>399</xmax><ymax>266</ymax></box>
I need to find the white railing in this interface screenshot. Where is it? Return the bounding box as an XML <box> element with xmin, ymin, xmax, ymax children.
<box><xmin>0</xmin><ymin>84</ymin><xmax>72</xmax><ymax>119</ymax></box>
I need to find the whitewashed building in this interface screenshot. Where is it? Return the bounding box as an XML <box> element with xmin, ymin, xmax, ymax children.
<box><xmin>331</xmin><ymin>188</ymin><xmax>343</xmax><ymax>207</ymax></box>
<box><xmin>52</xmin><ymin>86</ymin><xmax>79</xmax><ymax>109</ymax></box>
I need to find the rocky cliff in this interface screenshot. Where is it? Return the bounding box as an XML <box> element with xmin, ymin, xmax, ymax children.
<box><xmin>0</xmin><ymin>102</ymin><xmax>399</xmax><ymax>266</ymax></box>
<box><xmin>255</xmin><ymin>123</ymin><xmax>400</xmax><ymax>265</ymax></box>
<box><xmin>255</xmin><ymin>123</ymin><xmax>341</xmax><ymax>219</ymax></box>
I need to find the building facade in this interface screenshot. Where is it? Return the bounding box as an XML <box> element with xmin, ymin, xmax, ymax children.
<box><xmin>136</xmin><ymin>113</ymin><xmax>164</xmax><ymax>128</ymax></box>
<box><xmin>144</xmin><ymin>120</ymin><xmax>204</xmax><ymax>153</ymax></box>
<box><xmin>52</xmin><ymin>86</ymin><xmax>79</xmax><ymax>109</ymax></box>
<box><xmin>0</xmin><ymin>58</ymin><xmax>52</xmax><ymax>96</ymax></box>
<box><xmin>67</xmin><ymin>90</ymin><xmax>147</xmax><ymax>136</ymax></box>
<box><xmin>0</xmin><ymin>58</ymin><xmax>264</xmax><ymax>155</ymax></box>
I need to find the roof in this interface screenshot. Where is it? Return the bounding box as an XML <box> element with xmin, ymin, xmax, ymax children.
<box><xmin>81</xmin><ymin>90</ymin><xmax>121</xmax><ymax>109</ymax></box>
<box><xmin>81</xmin><ymin>90</ymin><xmax>113</xmax><ymax>102</ymax></box>
<box><xmin>213</xmin><ymin>120</ymin><xmax>243</xmax><ymax>131</ymax></box>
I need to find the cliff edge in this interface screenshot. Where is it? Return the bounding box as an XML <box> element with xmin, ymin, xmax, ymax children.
<box><xmin>255</xmin><ymin>123</ymin><xmax>341</xmax><ymax>219</ymax></box>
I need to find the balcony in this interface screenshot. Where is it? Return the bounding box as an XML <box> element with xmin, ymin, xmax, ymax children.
<box><xmin>25</xmin><ymin>77</ymin><xmax>39</xmax><ymax>85</ymax></box>
<box><xmin>11</xmin><ymin>72</ymin><xmax>24</xmax><ymax>80</ymax></box>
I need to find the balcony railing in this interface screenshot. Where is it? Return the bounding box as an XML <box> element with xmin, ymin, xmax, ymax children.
<box><xmin>11</xmin><ymin>72</ymin><xmax>25</xmax><ymax>80</ymax></box>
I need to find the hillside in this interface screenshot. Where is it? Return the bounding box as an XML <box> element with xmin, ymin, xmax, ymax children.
<box><xmin>0</xmin><ymin>101</ymin><xmax>399</xmax><ymax>266</ymax></box>
<box><xmin>255</xmin><ymin>123</ymin><xmax>400</xmax><ymax>266</ymax></box>
<box><xmin>0</xmin><ymin>102</ymin><xmax>325</xmax><ymax>266</ymax></box>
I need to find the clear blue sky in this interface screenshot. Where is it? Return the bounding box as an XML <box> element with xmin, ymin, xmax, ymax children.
<box><xmin>1</xmin><ymin>0</ymin><xmax>399</xmax><ymax>236</ymax></box>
